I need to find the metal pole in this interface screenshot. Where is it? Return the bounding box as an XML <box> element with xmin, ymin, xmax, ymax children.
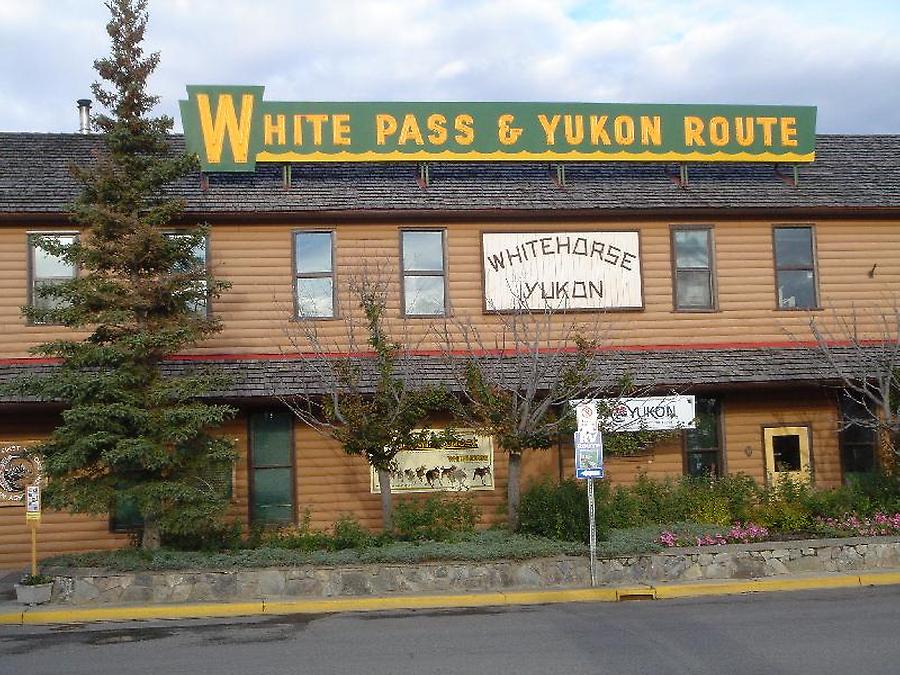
<box><xmin>30</xmin><ymin>522</ymin><xmax>38</xmax><ymax>577</ymax></box>
<box><xmin>587</xmin><ymin>477</ymin><xmax>597</xmax><ymax>587</ymax></box>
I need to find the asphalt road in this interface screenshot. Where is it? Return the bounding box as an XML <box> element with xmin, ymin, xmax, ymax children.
<box><xmin>2</xmin><ymin>586</ymin><xmax>898</xmax><ymax>675</ymax></box>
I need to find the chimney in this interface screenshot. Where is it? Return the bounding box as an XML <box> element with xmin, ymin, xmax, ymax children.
<box><xmin>76</xmin><ymin>99</ymin><xmax>92</xmax><ymax>134</ymax></box>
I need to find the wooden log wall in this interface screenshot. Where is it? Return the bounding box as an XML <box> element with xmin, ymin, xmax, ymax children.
<box><xmin>1</xmin><ymin>218</ymin><xmax>898</xmax><ymax>357</ymax></box>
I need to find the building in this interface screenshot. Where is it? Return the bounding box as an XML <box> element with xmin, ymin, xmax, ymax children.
<box><xmin>1</xmin><ymin>123</ymin><xmax>898</xmax><ymax>566</ymax></box>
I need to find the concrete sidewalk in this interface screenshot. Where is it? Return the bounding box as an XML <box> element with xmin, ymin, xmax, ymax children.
<box><xmin>2</xmin><ymin>568</ymin><xmax>899</xmax><ymax>626</ymax></box>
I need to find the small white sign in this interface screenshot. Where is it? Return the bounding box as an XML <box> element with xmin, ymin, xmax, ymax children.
<box><xmin>600</xmin><ymin>395</ymin><xmax>696</xmax><ymax>432</ymax></box>
<box><xmin>482</xmin><ymin>232</ymin><xmax>642</xmax><ymax>311</ymax></box>
<box><xmin>574</xmin><ymin>400</ymin><xmax>598</xmax><ymax>433</ymax></box>
<box><xmin>25</xmin><ymin>484</ymin><xmax>41</xmax><ymax>521</ymax></box>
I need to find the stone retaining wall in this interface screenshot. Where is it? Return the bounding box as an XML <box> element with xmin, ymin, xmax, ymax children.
<box><xmin>45</xmin><ymin>536</ymin><xmax>900</xmax><ymax>605</ymax></box>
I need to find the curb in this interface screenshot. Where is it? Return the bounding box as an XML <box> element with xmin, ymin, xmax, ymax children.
<box><xmin>2</xmin><ymin>570</ymin><xmax>899</xmax><ymax>626</ymax></box>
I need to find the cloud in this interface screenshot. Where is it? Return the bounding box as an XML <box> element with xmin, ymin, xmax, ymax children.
<box><xmin>0</xmin><ymin>0</ymin><xmax>897</xmax><ymax>133</ymax></box>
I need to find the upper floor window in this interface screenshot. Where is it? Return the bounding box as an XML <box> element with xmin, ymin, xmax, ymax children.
<box><xmin>164</xmin><ymin>232</ymin><xmax>208</xmax><ymax>316</ymax></box>
<box><xmin>773</xmin><ymin>226</ymin><xmax>817</xmax><ymax>309</ymax></box>
<box><xmin>29</xmin><ymin>233</ymin><xmax>76</xmax><ymax>313</ymax></box>
<box><xmin>672</xmin><ymin>227</ymin><xmax>715</xmax><ymax>310</ymax></box>
<box><xmin>402</xmin><ymin>230</ymin><xmax>446</xmax><ymax>316</ymax></box>
<box><xmin>294</xmin><ymin>231</ymin><xmax>335</xmax><ymax>318</ymax></box>
<box><xmin>685</xmin><ymin>398</ymin><xmax>722</xmax><ymax>477</ymax></box>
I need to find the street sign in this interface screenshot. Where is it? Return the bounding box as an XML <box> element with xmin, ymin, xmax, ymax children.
<box><xmin>25</xmin><ymin>484</ymin><xmax>41</xmax><ymax>522</ymax></box>
<box><xmin>574</xmin><ymin>429</ymin><xmax>604</xmax><ymax>480</ymax></box>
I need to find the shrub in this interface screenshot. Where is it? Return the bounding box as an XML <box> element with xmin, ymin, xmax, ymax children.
<box><xmin>393</xmin><ymin>495</ymin><xmax>481</xmax><ymax>541</ymax></box>
<box><xmin>518</xmin><ymin>479</ymin><xmax>591</xmax><ymax>541</ymax></box>
<box><xmin>331</xmin><ymin>515</ymin><xmax>373</xmax><ymax>549</ymax></box>
<box><xmin>162</xmin><ymin>520</ymin><xmax>244</xmax><ymax>552</ymax></box>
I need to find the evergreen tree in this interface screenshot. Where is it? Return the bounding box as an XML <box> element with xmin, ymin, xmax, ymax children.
<box><xmin>13</xmin><ymin>0</ymin><xmax>235</xmax><ymax>550</ymax></box>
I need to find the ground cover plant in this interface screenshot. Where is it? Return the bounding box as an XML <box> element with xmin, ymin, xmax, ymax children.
<box><xmin>42</xmin><ymin>473</ymin><xmax>900</xmax><ymax>572</ymax></box>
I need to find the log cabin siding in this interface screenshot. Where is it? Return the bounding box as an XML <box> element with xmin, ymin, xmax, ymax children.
<box><xmin>0</xmin><ymin>389</ymin><xmax>841</xmax><ymax>566</ymax></box>
<box><xmin>1</xmin><ymin>218</ymin><xmax>898</xmax><ymax>358</ymax></box>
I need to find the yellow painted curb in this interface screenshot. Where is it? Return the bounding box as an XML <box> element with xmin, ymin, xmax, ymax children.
<box><xmin>653</xmin><ymin>580</ymin><xmax>758</xmax><ymax>599</ymax></box>
<box><xmin>858</xmin><ymin>571</ymin><xmax>900</xmax><ymax>587</ymax></box>
<box><xmin>2</xmin><ymin>571</ymin><xmax>898</xmax><ymax>625</ymax></box>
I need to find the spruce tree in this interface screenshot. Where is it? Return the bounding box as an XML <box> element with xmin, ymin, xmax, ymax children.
<box><xmin>14</xmin><ymin>0</ymin><xmax>235</xmax><ymax>550</ymax></box>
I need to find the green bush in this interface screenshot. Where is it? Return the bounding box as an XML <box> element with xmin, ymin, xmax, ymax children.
<box><xmin>518</xmin><ymin>479</ymin><xmax>594</xmax><ymax>542</ymax></box>
<box><xmin>161</xmin><ymin>519</ymin><xmax>244</xmax><ymax>552</ymax></box>
<box><xmin>393</xmin><ymin>495</ymin><xmax>481</xmax><ymax>541</ymax></box>
<box><xmin>331</xmin><ymin>514</ymin><xmax>373</xmax><ymax>549</ymax></box>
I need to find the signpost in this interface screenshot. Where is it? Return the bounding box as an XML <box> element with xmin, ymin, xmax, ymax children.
<box><xmin>572</xmin><ymin>395</ymin><xmax>696</xmax><ymax>587</ymax></box>
<box><xmin>25</xmin><ymin>484</ymin><xmax>41</xmax><ymax>577</ymax></box>
<box><xmin>572</xmin><ymin>401</ymin><xmax>604</xmax><ymax>587</ymax></box>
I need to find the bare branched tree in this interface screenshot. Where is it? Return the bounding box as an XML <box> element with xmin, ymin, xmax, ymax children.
<box><xmin>436</xmin><ymin>300</ymin><xmax>631</xmax><ymax>529</ymax></box>
<box><xmin>278</xmin><ymin>271</ymin><xmax>445</xmax><ymax>531</ymax></box>
<box><xmin>809</xmin><ymin>300</ymin><xmax>900</xmax><ymax>470</ymax></box>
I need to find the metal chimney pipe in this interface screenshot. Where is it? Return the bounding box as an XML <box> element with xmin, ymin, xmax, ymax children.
<box><xmin>76</xmin><ymin>99</ymin><xmax>92</xmax><ymax>134</ymax></box>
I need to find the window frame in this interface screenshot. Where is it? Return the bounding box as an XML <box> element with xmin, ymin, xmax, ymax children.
<box><xmin>670</xmin><ymin>225</ymin><xmax>717</xmax><ymax>312</ymax></box>
<box><xmin>400</xmin><ymin>228</ymin><xmax>448</xmax><ymax>318</ymax></box>
<box><xmin>163</xmin><ymin>230</ymin><xmax>211</xmax><ymax>318</ymax></box>
<box><xmin>772</xmin><ymin>224</ymin><xmax>820</xmax><ymax>311</ymax></box>
<box><xmin>247</xmin><ymin>410</ymin><xmax>296</xmax><ymax>525</ymax></box>
<box><xmin>682</xmin><ymin>397</ymin><xmax>725</xmax><ymax>478</ymax></box>
<box><xmin>27</xmin><ymin>231</ymin><xmax>78</xmax><ymax>322</ymax></box>
<box><xmin>292</xmin><ymin>229</ymin><xmax>337</xmax><ymax>320</ymax></box>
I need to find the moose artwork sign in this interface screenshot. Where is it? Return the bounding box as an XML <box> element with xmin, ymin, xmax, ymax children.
<box><xmin>371</xmin><ymin>430</ymin><xmax>495</xmax><ymax>494</ymax></box>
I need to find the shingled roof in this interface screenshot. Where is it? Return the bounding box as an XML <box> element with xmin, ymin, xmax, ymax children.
<box><xmin>1</xmin><ymin>133</ymin><xmax>899</xmax><ymax>216</ymax></box>
<box><xmin>0</xmin><ymin>346</ymin><xmax>877</xmax><ymax>403</ymax></box>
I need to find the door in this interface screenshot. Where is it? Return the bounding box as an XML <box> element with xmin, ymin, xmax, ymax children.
<box><xmin>763</xmin><ymin>425</ymin><xmax>811</xmax><ymax>485</ymax></box>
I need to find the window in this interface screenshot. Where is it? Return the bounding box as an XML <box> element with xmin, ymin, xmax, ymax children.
<box><xmin>29</xmin><ymin>233</ymin><xmax>76</xmax><ymax>313</ymax></box>
<box><xmin>774</xmin><ymin>226</ymin><xmax>817</xmax><ymax>309</ymax></box>
<box><xmin>165</xmin><ymin>232</ymin><xmax>208</xmax><ymax>316</ymax></box>
<box><xmin>839</xmin><ymin>394</ymin><xmax>876</xmax><ymax>476</ymax></box>
<box><xmin>402</xmin><ymin>230</ymin><xmax>446</xmax><ymax>316</ymax></box>
<box><xmin>672</xmin><ymin>227</ymin><xmax>715</xmax><ymax>310</ymax></box>
<box><xmin>249</xmin><ymin>410</ymin><xmax>294</xmax><ymax>523</ymax></box>
<box><xmin>294</xmin><ymin>231</ymin><xmax>335</xmax><ymax>318</ymax></box>
<box><xmin>684</xmin><ymin>398</ymin><xmax>722</xmax><ymax>477</ymax></box>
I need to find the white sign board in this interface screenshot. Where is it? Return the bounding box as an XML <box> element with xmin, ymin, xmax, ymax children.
<box><xmin>599</xmin><ymin>395</ymin><xmax>696</xmax><ymax>432</ymax></box>
<box><xmin>482</xmin><ymin>232</ymin><xmax>642</xmax><ymax>311</ymax></box>
<box><xmin>25</xmin><ymin>484</ymin><xmax>41</xmax><ymax>521</ymax></box>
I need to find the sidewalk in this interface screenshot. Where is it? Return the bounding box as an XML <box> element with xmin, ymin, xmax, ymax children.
<box><xmin>2</xmin><ymin>568</ymin><xmax>899</xmax><ymax>626</ymax></box>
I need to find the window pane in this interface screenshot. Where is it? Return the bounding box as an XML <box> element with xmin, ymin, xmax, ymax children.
<box><xmin>253</xmin><ymin>468</ymin><xmax>293</xmax><ymax>522</ymax></box>
<box><xmin>404</xmin><ymin>275</ymin><xmax>445</xmax><ymax>315</ymax></box>
<box><xmin>402</xmin><ymin>231</ymin><xmax>444</xmax><ymax>272</ymax></box>
<box><xmin>32</xmin><ymin>279</ymin><xmax>69</xmax><ymax>311</ymax></box>
<box><xmin>32</xmin><ymin>235</ymin><xmax>75</xmax><ymax>278</ymax></box>
<box><xmin>674</xmin><ymin>230</ymin><xmax>709</xmax><ymax>268</ymax></box>
<box><xmin>676</xmin><ymin>270</ymin><xmax>712</xmax><ymax>309</ymax></box>
<box><xmin>251</xmin><ymin>411</ymin><xmax>292</xmax><ymax>466</ymax></box>
<box><xmin>774</xmin><ymin>228</ymin><xmax>813</xmax><ymax>267</ymax></box>
<box><xmin>295</xmin><ymin>232</ymin><xmax>333</xmax><ymax>274</ymax></box>
<box><xmin>686</xmin><ymin>400</ymin><xmax>719</xmax><ymax>450</ymax></box>
<box><xmin>772</xmin><ymin>435</ymin><xmax>802</xmax><ymax>471</ymax></box>
<box><xmin>296</xmin><ymin>277</ymin><xmax>334</xmax><ymax>318</ymax></box>
<box><xmin>777</xmin><ymin>270</ymin><xmax>816</xmax><ymax>308</ymax></box>
<box><xmin>687</xmin><ymin>451</ymin><xmax>720</xmax><ymax>477</ymax></box>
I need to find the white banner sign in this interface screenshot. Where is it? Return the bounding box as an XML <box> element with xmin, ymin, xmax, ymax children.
<box><xmin>482</xmin><ymin>231</ymin><xmax>642</xmax><ymax>311</ymax></box>
<box><xmin>599</xmin><ymin>396</ymin><xmax>696</xmax><ymax>432</ymax></box>
<box><xmin>371</xmin><ymin>429</ymin><xmax>494</xmax><ymax>494</ymax></box>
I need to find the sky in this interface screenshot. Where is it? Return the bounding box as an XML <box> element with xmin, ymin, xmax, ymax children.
<box><xmin>0</xmin><ymin>0</ymin><xmax>898</xmax><ymax>134</ymax></box>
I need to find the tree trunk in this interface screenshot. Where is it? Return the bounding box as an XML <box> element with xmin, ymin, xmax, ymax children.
<box><xmin>507</xmin><ymin>450</ymin><xmax>522</xmax><ymax>531</ymax></box>
<box><xmin>377</xmin><ymin>468</ymin><xmax>393</xmax><ymax>532</ymax></box>
<box><xmin>141</xmin><ymin>516</ymin><xmax>161</xmax><ymax>551</ymax></box>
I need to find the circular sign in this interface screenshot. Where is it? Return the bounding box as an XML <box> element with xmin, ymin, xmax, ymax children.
<box><xmin>0</xmin><ymin>445</ymin><xmax>42</xmax><ymax>504</ymax></box>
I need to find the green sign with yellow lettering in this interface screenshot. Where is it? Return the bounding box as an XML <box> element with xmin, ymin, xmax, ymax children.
<box><xmin>179</xmin><ymin>86</ymin><xmax>816</xmax><ymax>172</ymax></box>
